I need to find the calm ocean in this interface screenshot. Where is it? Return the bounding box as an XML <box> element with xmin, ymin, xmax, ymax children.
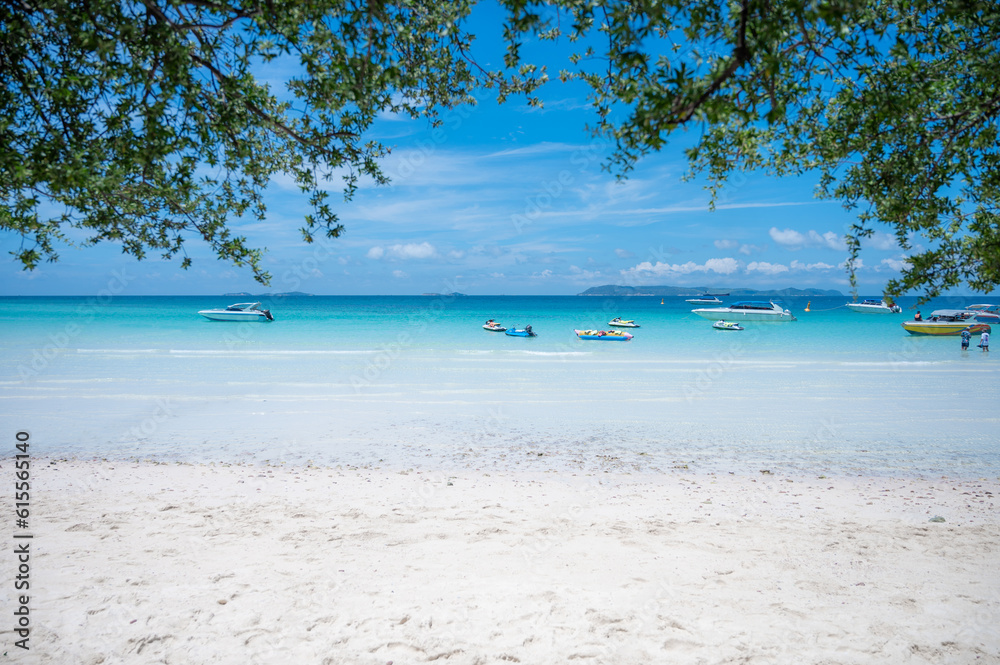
<box><xmin>2</xmin><ymin>295</ymin><xmax>997</xmax><ymax>477</ymax></box>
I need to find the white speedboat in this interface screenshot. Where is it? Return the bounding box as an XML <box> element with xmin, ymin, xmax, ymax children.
<box><xmin>966</xmin><ymin>304</ymin><xmax>1000</xmax><ymax>323</ymax></box>
<box><xmin>608</xmin><ymin>318</ymin><xmax>640</xmax><ymax>328</ymax></box>
<box><xmin>198</xmin><ymin>302</ymin><xmax>274</xmax><ymax>322</ymax></box>
<box><xmin>692</xmin><ymin>300</ymin><xmax>795</xmax><ymax>321</ymax></box>
<box><xmin>846</xmin><ymin>299</ymin><xmax>902</xmax><ymax>314</ymax></box>
<box><xmin>685</xmin><ymin>294</ymin><xmax>723</xmax><ymax>304</ymax></box>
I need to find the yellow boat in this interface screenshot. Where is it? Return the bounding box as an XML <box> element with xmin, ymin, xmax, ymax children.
<box><xmin>901</xmin><ymin>310</ymin><xmax>990</xmax><ymax>336</ymax></box>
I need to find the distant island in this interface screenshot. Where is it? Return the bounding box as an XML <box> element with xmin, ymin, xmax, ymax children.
<box><xmin>578</xmin><ymin>285</ymin><xmax>843</xmax><ymax>297</ymax></box>
<box><xmin>420</xmin><ymin>292</ymin><xmax>467</xmax><ymax>297</ymax></box>
<box><xmin>222</xmin><ymin>291</ymin><xmax>313</xmax><ymax>297</ymax></box>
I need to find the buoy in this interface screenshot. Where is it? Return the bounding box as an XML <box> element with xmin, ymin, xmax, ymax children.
<box><xmin>661</xmin><ymin>298</ymin><xmax>664</xmax><ymax>305</ymax></box>
<box><xmin>805</xmin><ymin>301</ymin><xmax>811</xmax><ymax>312</ymax></box>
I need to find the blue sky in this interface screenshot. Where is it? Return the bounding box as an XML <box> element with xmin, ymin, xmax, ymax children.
<box><xmin>0</xmin><ymin>6</ymin><xmax>968</xmax><ymax>297</ymax></box>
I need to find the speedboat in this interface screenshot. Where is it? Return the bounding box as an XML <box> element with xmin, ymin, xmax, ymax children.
<box><xmin>846</xmin><ymin>299</ymin><xmax>902</xmax><ymax>314</ymax></box>
<box><xmin>901</xmin><ymin>310</ymin><xmax>990</xmax><ymax>335</ymax></box>
<box><xmin>574</xmin><ymin>329</ymin><xmax>633</xmax><ymax>341</ymax></box>
<box><xmin>483</xmin><ymin>320</ymin><xmax>506</xmax><ymax>332</ymax></box>
<box><xmin>685</xmin><ymin>294</ymin><xmax>724</xmax><ymax>304</ymax></box>
<box><xmin>692</xmin><ymin>301</ymin><xmax>795</xmax><ymax>321</ymax></box>
<box><xmin>712</xmin><ymin>320</ymin><xmax>744</xmax><ymax>331</ymax></box>
<box><xmin>198</xmin><ymin>302</ymin><xmax>273</xmax><ymax>322</ymax></box>
<box><xmin>608</xmin><ymin>318</ymin><xmax>640</xmax><ymax>328</ymax></box>
<box><xmin>966</xmin><ymin>304</ymin><xmax>1000</xmax><ymax>323</ymax></box>
<box><xmin>505</xmin><ymin>326</ymin><xmax>537</xmax><ymax>337</ymax></box>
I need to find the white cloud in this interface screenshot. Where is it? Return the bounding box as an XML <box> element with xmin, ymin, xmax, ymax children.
<box><xmin>390</xmin><ymin>242</ymin><xmax>437</xmax><ymax>259</ymax></box>
<box><xmin>769</xmin><ymin>227</ymin><xmax>808</xmax><ymax>247</ymax></box>
<box><xmin>392</xmin><ymin>270</ymin><xmax>409</xmax><ymax>278</ymax></box>
<box><xmin>842</xmin><ymin>257</ymin><xmax>865</xmax><ymax>270</ymax></box>
<box><xmin>714</xmin><ymin>239</ymin><xmax>739</xmax><ymax>250</ymax></box>
<box><xmin>615</xmin><ymin>248</ymin><xmax>635</xmax><ymax>258</ymax></box>
<box><xmin>569</xmin><ymin>265</ymin><xmax>602</xmax><ymax>282</ymax></box>
<box><xmin>448</xmin><ymin>250</ymin><xmax>466</xmax><ymax>259</ymax></box>
<box><xmin>870</xmin><ymin>232</ymin><xmax>899</xmax><ymax>251</ymax></box>
<box><xmin>704</xmin><ymin>258</ymin><xmax>740</xmax><ymax>274</ymax></box>
<box><xmin>790</xmin><ymin>260</ymin><xmax>836</xmax><ymax>271</ymax></box>
<box><xmin>879</xmin><ymin>257</ymin><xmax>909</xmax><ymax>272</ymax></box>
<box><xmin>746</xmin><ymin>261</ymin><xmax>789</xmax><ymax>275</ymax></box>
<box><xmin>770</xmin><ymin>227</ymin><xmax>846</xmax><ymax>250</ymax></box>
<box><xmin>368</xmin><ymin>242</ymin><xmax>438</xmax><ymax>260</ymax></box>
<box><xmin>739</xmin><ymin>244</ymin><xmax>764</xmax><ymax>255</ymax></box>
<box><xmin>621</xmin><ymin>257</ymin><xmax>740</xmax><ymax>278</ymax></box>
<box><xmin>808</xmin><ymin>230</ymin><xmax>847</xmax><ymax>251</ymax></box>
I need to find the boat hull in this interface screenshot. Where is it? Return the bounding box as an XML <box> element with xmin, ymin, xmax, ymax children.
<box><xmin>692</xmin><ymin>308</ymin><xmax>794</xmax><ymax>321</ymax></box>
<box><xmin>198</xmin><ymin>311</ymin><xmax>270</xmax><ymax>322</ymax></box>
<box><xmin>846</xmin><ymin>304</ymin><xmax>901</xmax><ymax>314</ymax></box>
<box><xmin>483</xmin><ymin>325</ymin><xmax>506</xmax><ymax>332</ymax></box>
<box><xmin>574</xmin><ymin>329</ymin><xmax>632</xmax><ymax>341</ymax></box>
<box><xmin>505</xmin><ymin>330</ymin><xmax>536</xmax><ymax>337</ymax></box>
<box><xmin>608</xmin><ymin>321</ymin><xmax>639</xmax><ymax>328</ymax></box>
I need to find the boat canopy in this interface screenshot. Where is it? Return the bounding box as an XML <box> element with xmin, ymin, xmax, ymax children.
<box><xmin>929</xmin><ymin>309</ymin><xmax>974</xmax><ymax>317</ymax></box>
<box><xmin>729</xmin><ymin>301</ymin><xmax>779</xmax><ymax>310</ymax></box>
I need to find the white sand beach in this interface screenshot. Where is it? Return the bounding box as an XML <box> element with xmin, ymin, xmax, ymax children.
<box><xmin>15</xmin><ymin>459</ymin><xmax>1000</xmax><ymax>664</ymax></box>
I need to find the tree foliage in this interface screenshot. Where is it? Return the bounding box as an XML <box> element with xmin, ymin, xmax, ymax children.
<box><xmin>1</xmin><ymin>0</ymin><xmax>542</xmax><ymax>283</ymax></box>
<box><xmin>3</xmin><ymin>0</ymin><xmax>998</xmax><ymax>299</ymax></box>
<box><xmin>501</xmin><ymin>0</ymin><xmax>999</xmax><ymax>300</ymax></box>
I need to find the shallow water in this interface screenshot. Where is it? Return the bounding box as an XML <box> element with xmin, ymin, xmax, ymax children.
<box><xmin>2</xmin><ymin>295</ymin><xmax>997</xmax><ymax>477</ymax></box>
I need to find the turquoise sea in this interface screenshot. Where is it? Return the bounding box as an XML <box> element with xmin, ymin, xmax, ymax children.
<box><xmin>2</xmin><ymin>295</ymin><xmax>997</xmax><ymax>477</ymax></box>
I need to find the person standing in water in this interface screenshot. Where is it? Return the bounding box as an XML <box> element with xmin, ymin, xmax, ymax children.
<box><xmin>961</xmin><ymin>328</ymin><xmax>971</xmax><ymax>350</ymax></box>
<box><xmin>979</xmin><ymin>330</ymin><xmax>990</xmax><ymax>351</ymax></box>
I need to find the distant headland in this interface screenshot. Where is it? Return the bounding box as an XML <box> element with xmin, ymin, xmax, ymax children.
<box><xmin>577</xmin><ymin>285</ymin><xmax>843</xmax><ymax>297</ymax></box>
<box><xmin>222</xmin><ymin>291</ymin><xmax>313</xmax><ymax>297</ymax></box>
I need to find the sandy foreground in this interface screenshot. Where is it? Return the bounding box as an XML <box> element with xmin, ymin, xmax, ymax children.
<box><xmin>6</xmin><ymin>459</ymin><xmax>1000</xmax><ymax>664</ymax></box>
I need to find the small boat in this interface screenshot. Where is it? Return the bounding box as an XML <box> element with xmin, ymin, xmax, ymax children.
<box><xmin>198</xmin><ymin>302</ymin><xmax>273</xmax><ymax>322</ymax></box>
<box><xmin>713</xmin><ymin>320</ymin><xmax>744</xmax><ymax>331</ymax></box>
<box><xmin>692</xmin><ymin>301</ymin><xmax>795</xmax><ymax>321</ymax></box>
<box><xmin>483</xmin><ymin>320</ymin><xmax>506</xmax><ymax>332</ymax></box>
<box><xmin>505</xmin><ymin>326</ymin><xmax>537</xmax><ymax>337</ymax></box>
<box><xmin>574</xmin><ymin>329</ymin><xmax>633</xmax><ymax>341</ymax></box>
<box><xmin>901</xmin><ymin>310</ymin><xmax>990</xmax><ymax>336</ymax></box>
<box><xmin>685</xmin><ymin>294</ymin><xmax>724</xmax><ymax>304</ymax></box>
<box><xmin>608</xmin><ymin>318</ymin><xmax>640</xmax><ymax>328</ymax></box>
<box><xmin>846</xmin><ymin>299</ymin><xmax>902</xmax><ymax>314</ymax></box>
<box><xmin>966</xmin><ymin>304</ymin><xmax>1000</xmax><ymax>323</ymax></box>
